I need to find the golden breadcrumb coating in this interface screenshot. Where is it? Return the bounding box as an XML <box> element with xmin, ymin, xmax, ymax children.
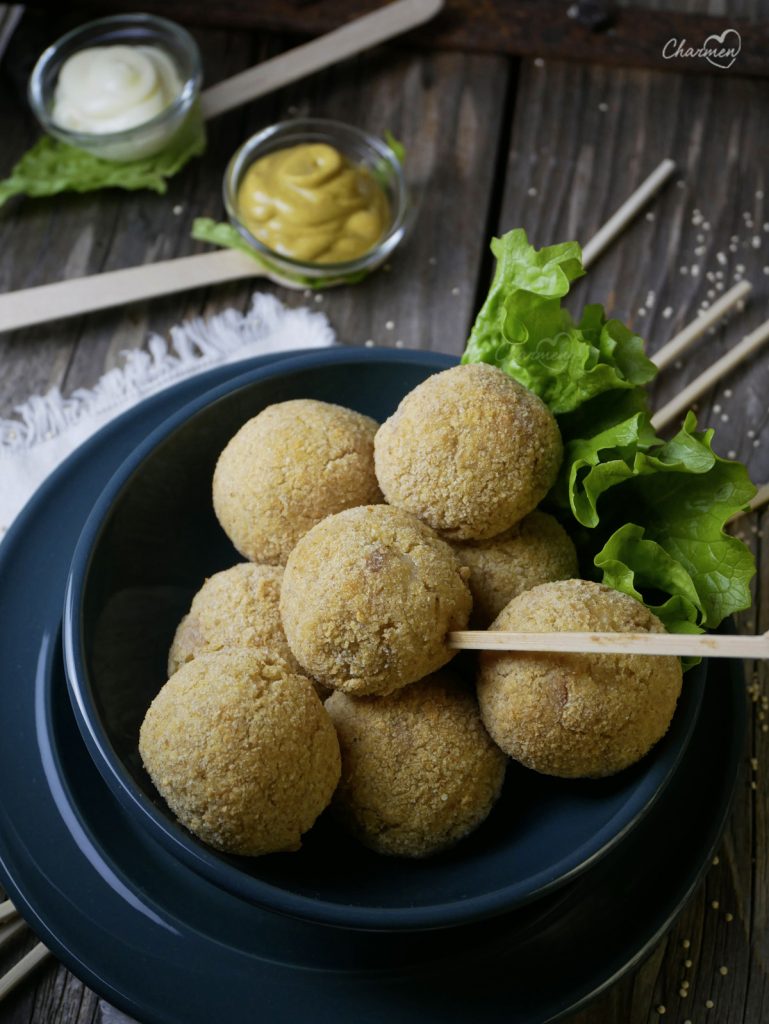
<box><xmin>139</xmin><ymin>648</ymin><xmax>340</xmax><ymax>856</ymax></box>
<box><xmin>280</xmin><ymin>505</ymin><xmax>472</xmax><ymax>695</ymax></box>
<box><xmin>168</xmin><ymin>563</ymin><xmax>301</xmax><ymax>675</ymax></box>
<box><xmin>213</xmin><ymin>399</ymin><xmax>382</xmax><ymax>565</ymax></box>
<box><xmin>452</xmin><ymin>511</ymin><xmax>578</xmax><ymax>627</ymax></box>
<box><xmin>476</xmin><ymin>579</ymin><xmax>682</xmax><ymax>778</ymax></box>
<box><xmin>325</xmin><ymin>670</ymin><xmax>506</xmax><ymax>858</ymax></box>
<box><xmin>374</xmin><ymin>363</ymin><xmax>563</xmax><ymax>540</ymax></box>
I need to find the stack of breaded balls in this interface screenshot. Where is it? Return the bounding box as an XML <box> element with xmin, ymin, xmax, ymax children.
<box><xmin>139</xmin><ymin>364</ymin><xmax>682</xmax><ymax>860</ymax></box>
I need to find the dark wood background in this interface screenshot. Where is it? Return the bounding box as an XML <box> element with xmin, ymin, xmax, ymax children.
<box><xmin>0</xmin><ymin>1</ymin><xmax>767</xmax><ymax>1021</ymax></box>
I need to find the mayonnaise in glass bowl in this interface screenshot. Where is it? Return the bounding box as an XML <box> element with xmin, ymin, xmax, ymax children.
<box><xmin>28</xmin><ymin>13</ymin><xmax>202</xmax><ymax>163</ymax></box>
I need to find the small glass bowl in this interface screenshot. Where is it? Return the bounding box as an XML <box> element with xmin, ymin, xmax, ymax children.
<box><xmin>28</xmin><ymin>13</ymin><xmax>202</xmax><ymax>163</ymax></box>
<box><xmin>223</xmin><ymin>118</ymin><xmax>410</xmax><ymax>285</ymax></box>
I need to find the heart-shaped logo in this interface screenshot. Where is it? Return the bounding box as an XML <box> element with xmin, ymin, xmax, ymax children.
<box><xmin>704</xmin><ymin>28</ymin><xmax>741</xmax><ymax>70</ymax></box>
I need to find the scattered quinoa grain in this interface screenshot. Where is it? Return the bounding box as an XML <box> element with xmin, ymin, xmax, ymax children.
<box><xmin>719</xmin><ymin>966</ymin><xmax>728</xmax><ymax>976</ymax></box>
<box><xmin>712</xmin><ymin>855</ymin><xmax>720</xmax><ymax>865</ymax></box>
<box><xmin>706</xmin><ymin>999</ymin><xmax>715</xmax><ymax>1009</ymax></box>
<box><xmin>685</xmin><ymin>958</ymin><xmax>693</xmax><ymax>968</ymax></box>
<box><xmin>725</xmin><ymin>913</ymin><xmax>734</xmax><ymax>922</ymax></box>
<box><xmin>711</xmin><ymin>900</ymin><xmax>720</xmax><ymax>909</ymax></box>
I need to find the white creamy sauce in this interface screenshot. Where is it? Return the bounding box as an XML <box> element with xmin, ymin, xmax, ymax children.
<box><xmin>52</xmin><ymin>44</ymin><xmax>183</xmax><ymax>134</ymax></box>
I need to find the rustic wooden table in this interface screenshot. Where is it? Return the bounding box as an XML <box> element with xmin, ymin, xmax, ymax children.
<box><xmin>1</xmin><ymin>2</ymin><xmax>767</xmax><ymax>1022</ymax></box>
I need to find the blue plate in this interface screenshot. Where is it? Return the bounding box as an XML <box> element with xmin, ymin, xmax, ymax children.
<box><xmin>63</xmin><ymin>349</ymin><xmax>704</xmax><ymax>931</ymax></box>
<box><xmin>0</xmin><ymin>351</ymin><xmax>745</xmax><ymax>1024</ymax></box>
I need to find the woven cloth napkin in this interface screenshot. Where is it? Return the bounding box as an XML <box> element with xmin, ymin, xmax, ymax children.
<box><xmin>0</xmin><ymin>293</ymin><xmax>335</xmax><ymax>544</ymax></box>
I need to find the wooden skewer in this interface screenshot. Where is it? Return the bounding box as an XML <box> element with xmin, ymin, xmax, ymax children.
<box><xmin>0</xmin><ymin>901</ymin><xmax>17</xmax><ymax>925</ymax></box>
<box><xmin>200</xmin><ymin>0</ymin><xmax>444</xmax><ymax>120</ymax></box>
<box><xmin>581</xmin><ymin>159</ymin><xmax>677</xmax><ymax>269</ymax></box>
<box><xmin>0</xmin><ymin>918</ymin><xmax>26</xmax><ymax>951</ymax></box>
<box><xmin>0</xmin><ymin>943</ymin><xmax>51</xmax><ymax>1003</ymax></box>
<box><xmin>651</xmin><ymin>315</ymin><xmax>769</xmax><ymax>431</ymax></box>
<box><xmin>448</xmin><ymin>630</ymin><xmax>769</xmax><ymax>659</ymax></box>
<box><xmin>652</xmin><ymin>280</ymin><xmax>752</xmax><ymax>370</ymax></box>
<box><xmin>0</xmin><ymin>251</ymin><xmax>267</xmax><ymax>333</ymax></box>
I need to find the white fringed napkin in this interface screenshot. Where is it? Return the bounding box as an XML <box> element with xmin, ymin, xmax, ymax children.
<box><xmin>0</xmin><ymin>293</ymin><xmax>336</xmax><ymax>542</ymax></box>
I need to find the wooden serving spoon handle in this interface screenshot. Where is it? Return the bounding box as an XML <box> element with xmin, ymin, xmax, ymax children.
<box><xmin>0</xmin><ymin>251</ymin><xmax>266</xmax><ymax>332</ymax></box>
<box><xmin>200</xmin><ymin>0</ymin><xmax>445</xmax><ymax>120</ymax></box>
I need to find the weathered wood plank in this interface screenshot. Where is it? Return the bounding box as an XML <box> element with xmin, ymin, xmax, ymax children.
<box><xmin>22</xmin><ymin>0</ymin><xmax>769</xmax><ymax>78</ymax></box>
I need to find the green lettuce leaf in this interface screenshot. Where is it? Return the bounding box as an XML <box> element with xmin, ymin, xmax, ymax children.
<box><xmin>191</xmin><ymin>218</ymin><xmax>260</xmax><ymax>259</ymax></box>
<box><xmin>0</xmin><ymin>105</ymin><xmax>206</xmax><ymax>207</ymax></box>
<box><xmin>462</xmin><ymin>229</ymin><xmax>757</xmax><ymax>646</ymax></box>
<box><xmin>593</xmin><ymin>414</ymin><xmax>756</xmax><ymax>629</ymax></box>
<box><xmin>462</xmin><ymin>229</ymin><xmax>657</xmax><ymax>413</ymax></box>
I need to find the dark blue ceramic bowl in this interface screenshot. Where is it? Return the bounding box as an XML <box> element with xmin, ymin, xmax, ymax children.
<box><xmin>63</xmin><ymin>347</ymin><xmax>704</xmax><ymax>932</ymax></box>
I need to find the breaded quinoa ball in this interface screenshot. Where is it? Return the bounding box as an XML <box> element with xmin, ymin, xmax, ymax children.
<box><xmin>280</xmin><ymin>505</ymin><xmax>472</xmax><ymax>696</ymax></box>
<box><xmin>374</xmin><ymin>363</ymin><xmax>563</xmax><ymax>540</ymax></box>
<box><xmin>476</xmin><ymin>580</ymin><xmax>683</xmax><ymax>779</ymax></box>
<box><xmin>213</xmin><ymin>399</ymin><xmax>382</xmax><ymax>565</ymax></box>
<box><xmin>452</xmin><ymin>511</ymin><xmax>578</xmax><ymax>627</ymax></box>
<box><xmin>139</xmin><ymin>649</ymin><xmax>340</xmax><ymax>856</ymax></box>
<box><xmin>168</xmin><ymin>563</ymin><xmax>300</xmax><ymax>675</ymax></box>
<box><xmin>326</xmin><ymin>671</ymin><xmax>506</xmax><ymax>857</ymax></box>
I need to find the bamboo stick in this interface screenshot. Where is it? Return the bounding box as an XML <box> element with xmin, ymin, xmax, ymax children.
<box><xmin>0</xmin><ymin>251</ymin><xmax>260</xmax><ymax>333</ymax></box>
<box><xmin>448</xmin><ymin>630</ymin><xmax>769</xmax><ymax>658</ymax></box>
<box><xmin>0</xmin><ymin>901</ymin><xmax>17</xmax><ymax>926</ymax></box>
<box><xmin>200</xmin><ymin>0</ymin><xmax>444</xmax><ymax>120</ymax></box>
<box><xmin>651</xmin><ymin>316</ymin><xmax>769</xmax><ymax>431</ymax></box>
<box><xmin>581</xmin><ymin>159</ymin><xmax>677</xmax><ymax>269</ymax></box>
<box><xmin>0</xmin><ymin>943</ymin><xmax>51</xmax><ymax>1002</ymax></box>
<box><xmin>652</xmin><ymin>280</ymin><xmax>752</xmax><ymax>370</ymax></box>
<box><xmin>0</xmin><ymin>918</ymin><xmax>25</xmax><ymax>952</ymax></box>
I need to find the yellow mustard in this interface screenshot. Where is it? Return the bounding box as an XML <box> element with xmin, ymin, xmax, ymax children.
<box><xmin>236</xmin><ymin>142</ymin><xmax>390</xmax><ymax>264</ymax></box>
